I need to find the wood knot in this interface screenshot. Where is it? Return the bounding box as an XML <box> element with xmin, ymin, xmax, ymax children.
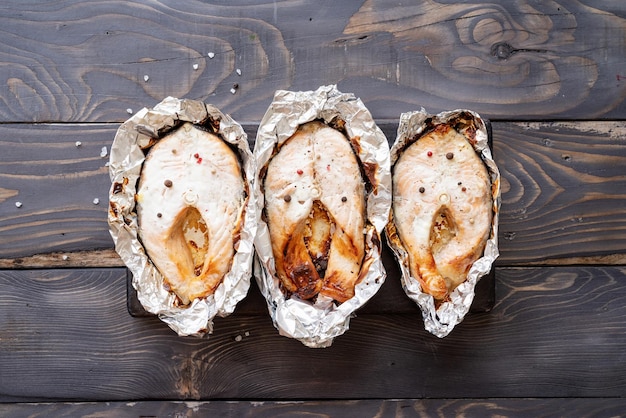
<box><xmin>491</xmin><ymin>42</ymin><xmax>515</xmax><ymax>60</ymax></box>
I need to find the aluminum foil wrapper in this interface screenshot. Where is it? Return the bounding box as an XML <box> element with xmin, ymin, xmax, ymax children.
<box><xmin>108</xmin><ymin>97</ymin><xmax>257</xmax><ymax>337</ymax></box>
<box><xmin>253</xmin><ymin>85</ymin><xmax>392</xmax><ymax>348</ymax></box>
<box><xmin>386</xmin><ymin>109</ymin><xmax>501</xmax><ymax>338</ymax></box>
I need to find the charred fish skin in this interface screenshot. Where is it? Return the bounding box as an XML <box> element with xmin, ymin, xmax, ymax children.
<box><xmin>264</xmin><ymin>121</ymin><xmax>366</xmax><ymax>303</ymax></box>
<box><xmin>391</xmin><ymin>124</ymin><xmax>492</xmax><ymax>302</ymax></box>
<box><xmin>137</xmin><ymin>122</ymin><xmax>246</xmax><ymax>306</ymax></box>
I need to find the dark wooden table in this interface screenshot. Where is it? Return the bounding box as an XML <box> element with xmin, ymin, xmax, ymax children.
<box><xmin>1</xmin><ymin>1</ymin><xmax>626</xmax><ymax>416</ymax></box>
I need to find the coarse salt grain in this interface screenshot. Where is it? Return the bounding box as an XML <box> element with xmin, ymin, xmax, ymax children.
<box><xmin>143</xmin><ymin>75</ymin><xmax>149</xmax><ymax>82</ymax></box>
<box><xmin>230</xmin><ymin>88</ymin><xmax>236</xmax><ymax>94</ymax></box>
<box><xmin>75</xmin><ymin>141</ymin><xmax>82</xmax><ymax>147</ymax></box>
<box><xmin>15</xmin><ymin>202</ymin><xmax>22</xmax><ymax>208</ymax></box>
<box><xmin>234</xmin><ymin>335</ymin><xmax>243</xmax><ymax>342</ymax></box>
<box><xmin>208</xmin><ymin>52</ymin><xmax>215</xmax><ymax>58</ymax></box>
<box><xmin>192</xmin><ymin>63</ymin><xmax>199</xmax><ymax>70</ymax></box>
<box><xmin>126</xmin><ymin>108</ymin><xmax>133</xmax><ymax>114</ymax></box>
<box><xmin>100</xmin><ymin>146</ymin><xmax>108</xmax><ymax>158</ymax></box>
<box><xmin>93</xmin><ymin>198</ymin><xmax>100</xmax><ymax>205</ymax></box>
<box><xmin>62</xmin><ymin>255</ymin><xmax>69</xmax><ymax>261</ymax></box>
<box><xmin>236</xmin><ymin>68</ymin><xmax>242</xmax><ymax>76</ymax></box>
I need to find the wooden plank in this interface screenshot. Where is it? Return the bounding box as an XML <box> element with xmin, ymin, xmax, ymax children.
<box><xmin>0</xmin><ymin>124</ymin><xmax>113</xmax><ymax>257</ymax></box>
<box><xmin>1</xmin><ymin>266</ymin><xmax>625</xmax><ymax>401</ymax></box>
<box><xmin>1</xmin><ymin>122</ymin><xmax>625</xmax><ymax>264</ymax></box>
<box><xmin>0</xmin><ymin>1</ymin><xmax>625</xmax><ymax>123</ymax></box>
<box><xmin>496</xmin><ymin>121</ymin><xmax>626</xmax><ymax>264</ymax></box>
<box><xmin>2</xmin><ymin>398</ymin><xmax>626</xmax><ymax>418</ymax></box>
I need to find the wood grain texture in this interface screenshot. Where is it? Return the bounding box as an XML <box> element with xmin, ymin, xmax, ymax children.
<box><xmin>3</xmin><ymin>398</ymin><xmax>626</xmax><ymax>418</ymax></box>
<box><xmin>1</xmin><ymin>0</ymin><xmax>624</xmax><ymax>411</ymax></box>
<box><xmin>0</xmin><ymin>124</ymin><xmax>113</xmax><ymax>257</ymax></box>
<box><xmin>1</xmin><ymin>0</ymin><xmax>625</xmax><ymax>123</ymax></box>
<box><xmin>1</xmin><ymin>266</ymin><xmax>625</xmax><ymax>401</ymax></box>
<box><xmin>496</xmin><ymin>121</ymin><xmax>626</xmax><ymax>263</ymax></box>
<box><xmin>1</xmin><ymin>122</ymin><xmax>625</xmax><ymax>264</ymax></box>
<box><xmin>0</xmin><ymin>249</ymin><xmax>125</xmax><ymax>269</ymax></box>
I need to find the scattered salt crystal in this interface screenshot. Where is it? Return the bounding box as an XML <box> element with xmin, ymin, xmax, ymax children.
<box><xmin>126</xmin><ymin>108</ymin><xmax>133</xmax><ymax>114</ymax></box>
<box><xmin>93</xmin><ymin>198</ymin><xmax>100</xmax><ymax>205</ymax></box>
<box><xmin>244</xmin><ymin>331</ymin><xmax>250</xmax><ymax>337</ymax></box>
<box><xmin>15</xmin><ymin>201</ymin><xmax>22</xmax><ymax>208</ymax></box>
<box><xmin>208</xmin><ymin>52</ymin><xmax>215</xmax><ymax>59</ymax></box>
<box><xmin>230</xmin><ymin>88</ymin><xmax>236</xmax><ymax>94</ymax></box>
<box><xmin>192</xmin><ymin>63</ymin><xmax>199</xmax><ymax>70</ymax></box>
<box><xmin>75</xmin><ymin>141</ymin><xmax>82</xmax><ymax>147</ymax></box>
<box><xmin>236</xmin><ymin>68</ymin><xmax>242</xmax><ymax>76</ymax></box>
<box><xmin>100</xmin><ymin>146</ymin><xmax>108</xmax><ymax>158</ymax></box>
<box><xmin>234</xmin><ymin>335</ymin><xmax>243</xmax><ymax>342</ymax></box>
<box><xmin>143</xmin><ymin>74</ymin><xmax>149</xmax><ymax>82</ymax></box>
<box><xmin>62</xmin><ymin>255</ymin><xmax>69</xmax><ymax>261</ymax></box>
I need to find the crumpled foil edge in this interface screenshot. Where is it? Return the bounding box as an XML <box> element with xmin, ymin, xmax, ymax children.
<box><xmin>253</xmin><ymin>85</ymin><xmax>392</xmax><ymax>348</ymax></box>
<box><xmin>107</xmin><ymin>96</ymin><xmax>257</xmax><ymax>337</ymax></box>
<box><xmin>387</xmin><ymin>108</ymin><xmax>501</xmax><ymax>338</ymax></box>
